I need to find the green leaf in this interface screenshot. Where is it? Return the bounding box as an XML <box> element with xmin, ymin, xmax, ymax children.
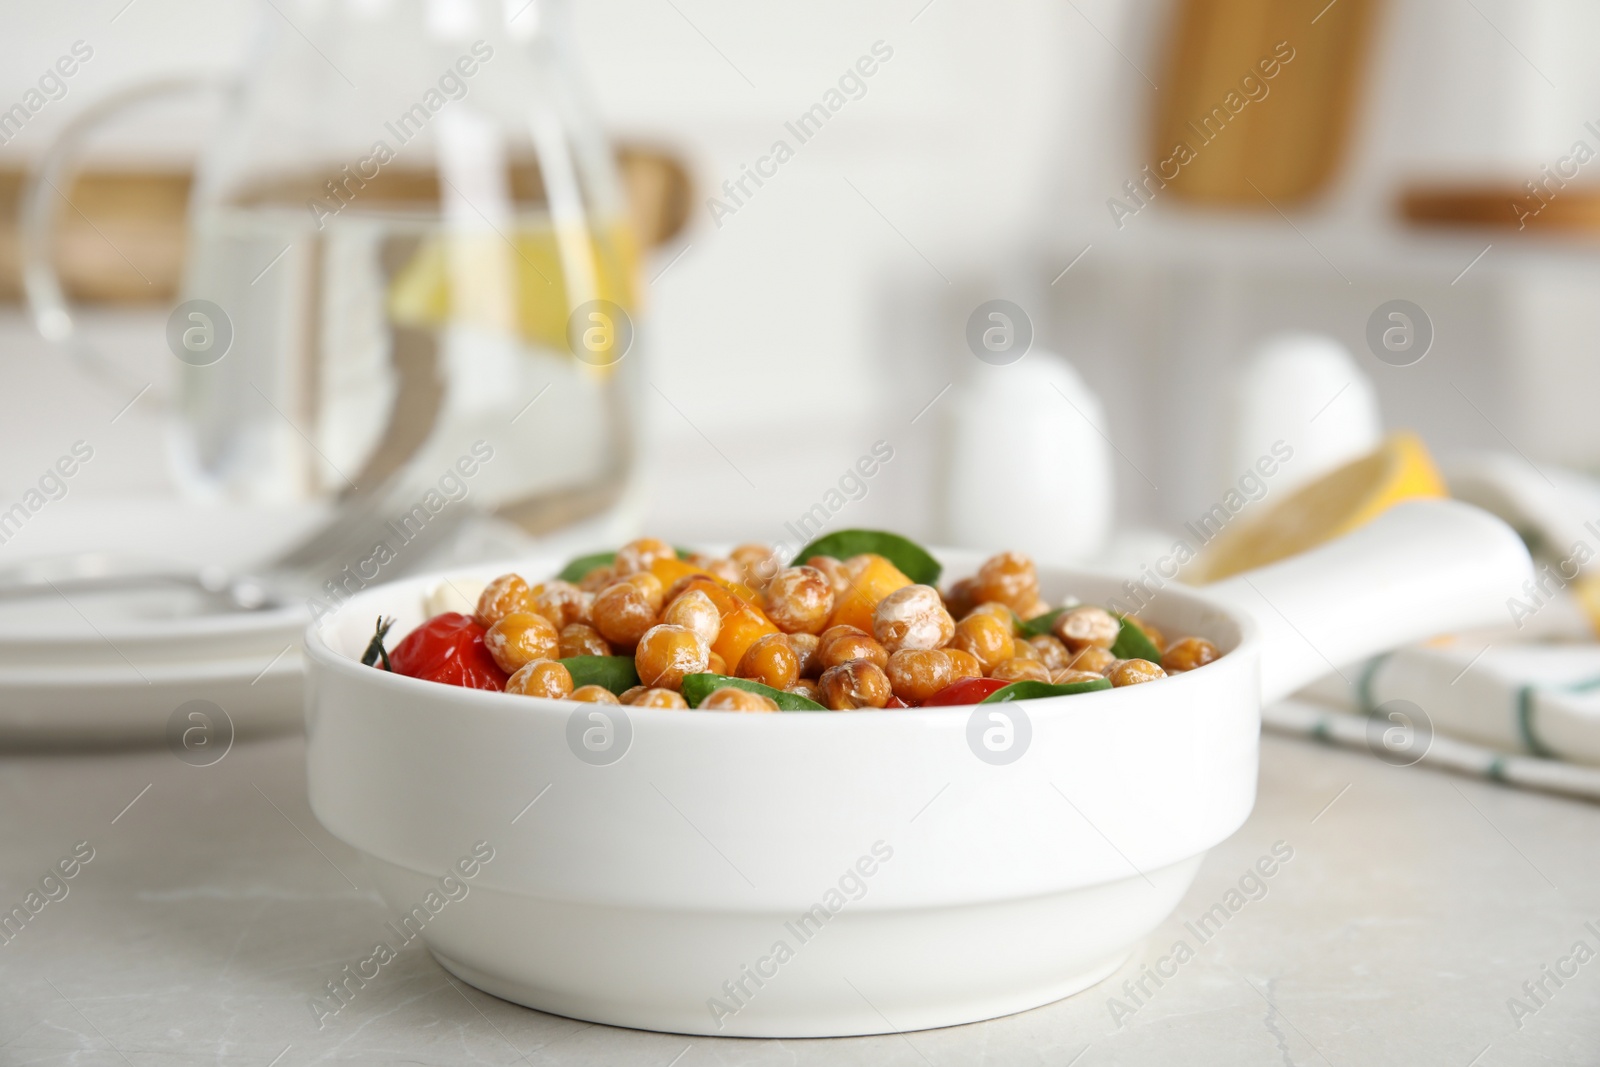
<box><xmin>680</xmin><ymin>673</ymin><xmax>826</xmax><ymax>711</ymax></box>
<box><xmin>789</xmin><ymin>529</ymin><xmax>941</xmax><ymax>586</ymax></box>
<box><xmin>1018</xmin><ymin>607</ymin><xmax>1066</xmax><ymax>638</ymax></box>
<box><xmin>559</xmin><ymin>656</ymin><xmax>639</xmax><ymax>695</ymax></box>
<box><xmin>979</xmin><ymin>678</ymin><xmax>1111</xmax><ymax>703</ymax></box>
<box><xmin>556</xmin><ymin>551</ymin><xmax>616</xmax><ymax>583</ymax></box>
<box><xmin>1111</xmin><ymin>616</ymin><xmax>1163</xmax><ymax>664</ymax></box>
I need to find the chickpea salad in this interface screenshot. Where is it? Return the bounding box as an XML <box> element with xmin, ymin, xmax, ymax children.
<box><xmin>361</xmin><ymin>530</ymin><xmax>1223</xmax><ymax>711</ymax></box>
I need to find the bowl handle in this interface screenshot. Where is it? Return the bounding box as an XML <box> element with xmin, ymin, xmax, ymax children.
<box><xmin>1205</xmin><ymin>499</ymin><xmax>1534</xmax><ymax>705</ymax></box>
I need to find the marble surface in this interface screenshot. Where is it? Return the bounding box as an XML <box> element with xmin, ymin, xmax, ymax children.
<box><xmin>2</xmin><ymin>727</ymin><xmax>1598</xmax><ymax>1066</ymax></box>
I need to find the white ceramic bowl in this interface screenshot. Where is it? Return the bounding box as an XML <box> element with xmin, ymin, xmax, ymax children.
<box><xmin>304</xmin><ymin>502</ymin><xmax>1530</xmax><ymax>1037</ymax></box>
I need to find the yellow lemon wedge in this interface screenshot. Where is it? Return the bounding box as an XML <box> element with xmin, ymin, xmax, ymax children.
<box><xmin>1189</xmin><ymin>432</ymin><xmax>1449</xmax><ymax>583</ymax></box>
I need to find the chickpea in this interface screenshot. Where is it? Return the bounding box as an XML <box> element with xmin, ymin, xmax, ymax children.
<box><xmin>476</xmin><ymin>573</ymin><xmax>532</xmax><ymax>627</ymax></box>
<box><xmin>707</xmin><ymin>651</ymin><xmax>728</xmax><ymax>675</ymax></box>
<box><xmin>614</xmin><ymin>537</ymin><xmax>676</xmax><ymax>577</ymax></box>
<box><xmin>484</xmin><ymin>612</ymin><xmax>560</xmax><ymax>674</ymax></box>
<box><xmin>1065</xmin><ymin>645</ymin><xmax>1116</xmax><ymax>674</ymax></box>
<box><xmin>945</xmin><ymin>648</ymin><xmax>984</xmax><ymax>683</ymax></box>
<box><xmin>1051</xmin><ymin>668</ymin><xmax>1105</xmax><ymax>686</ymax></box>
<box><xmin>763</xmin><ymin>566</ymin><xmax>835</xmax><ymax>634</ymax></box>
<box><xmin>664</xmin><ymin>589</ymin><xmax>722</xmax><ymax>647</ymax></box>
<box><xmin>805</xmin><ymin>555</ymin><xmax>853</xmax><ymax>599</ymax></box>
<box><xmin>990</xmin><ymin>658</ymin><xmax>1051</xmax><ymax>683</ymax></box>
<box><xmin>529</xmin><ymin>580</ymin><xmax>590</xmax><ymax>628</ymax></box>
<box><xmin>703</xmin><ymin>557</ymin><xmax>744</xmax><ymax>585</ymax></box>
<box><xmin>1109</xmin><ymin>659</ymin><xmax>1166</xmax><ymax>687</ymax></box>
<box><xmin>738</xmin><ymin>633</ymin><xmax>799</xmax><ymax>691</ymax></box>
<box><xmin>1162</xmin><ymin>636</ymin><xmax>1220</xmax><ymax>673</ymax></box>
<box><xmin>788</xmin><ymin>632</ymin><xmax>821</xmax><ymax>678</ymax></box>
<box><xmin>1008</xmin><ymin>638</ymin><xmax>1041</xmax><ymax>661</ymax></box>
<box><xmin>1015</xmin><ymin>598</ymin><xmax>1052</xmax><ymax>623</ymax></box>
<box><xmin>886</xmin><ymin>649</ymin><xmax>954</xmax><ymax>704</ymax></box>
<box><xmin>701</xmin><ymin>686</ymin><xmax>778</xmax><ymax>712</ymax></box>
<box><xmin>559</xmin><ymin>623</ymin><xmax>612</xmax><ymax>659</ymax></box>
<box><xmin>942</xmin><ymin>577</ymin><xmax>978</xmax><ymax>621</ymax></box>
<box><xmin>1053</xmin><ymin>605</ymin><xmax>1120</xmax><ymax>652</ymax></box>
<box><xmin>818</xmin><ymin>659</ymin><xmax>893</xmax><ymax>710</ymax></box>
<box><xmin>578</xmin><ymin>564</ymin><xmax>615</xmax><ymax>593</ymax></box>
<box><xmin>949</xmin><ymin>613</ymin><xmax>1014</xmax><ymax>671</ymax></box>
<box><xmin>623</xmin><ymin>572</ymin><xmax>665</xmax><ymax>614</ymax></box>
<box><xmin>963</xmin><ymin>601</ymin><xmax>1019</xmax><ymax>633</ymax></box>
<box><xmin>619</xmin><ymin>685</ymin><xmax>646</xmax><ymax>703</ymax></box>
<box><xmin>571</xmin><ymin>685</ymin><xmax>621</xmax><ymax>704</ymax></box>
<box><xmin>624</xmin><ymin>686</ymin><xmax>690</xmax><ymax>709</ymax></box>
<box><xmin>873</xmin><ymin>584</ymin><xmax>955</xmax><ymax>653</ymax></box>
<box><xmin>816</xmin><ymin>625</ymin><xmax>888</xmax><ymax>671</ymax></box>
<box><xmin>1027</xmin><ymin>634</ymin><xmax>1073</xmax><ymax>671</ymax></box>
<box><xmin>731</xmin><ymin>543</ymin><xmax>782</xmax><ymax>589</ymax></box>
<box><xmin>505</xmin><ymin>659</ymin><xmax>573</xmax><ymax>698</ymax></box>
<box><xmin>972</xmin><ymin>551</ymin><xmax>1039</xmax><ymax>611</ymax></box>
<box><xmin>591</xmin><ymin>580</ymin><xmax>660</xmax><ymax>650</ymax></box>
<box><xmin>634</xmin><ymin>624</ymin><xmax>709</xmax><ymax>691</ymax></box>
<box><xmin>843</xmin><ymin>553</ymin><xmax>879</xmax><ymax>578</ymax></box>
<box><xmin>788</xmin><ymin>681</ymin><xmax>821</xmax><ymax>703</ymax></box>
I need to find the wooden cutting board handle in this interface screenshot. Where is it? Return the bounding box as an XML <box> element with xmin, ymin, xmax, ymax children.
<box><xmin>1150</xmin><ymin>0</ymin><xmax>1379</xmax><ymax>207</ymax></box>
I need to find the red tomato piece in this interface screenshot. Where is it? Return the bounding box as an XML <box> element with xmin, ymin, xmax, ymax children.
<box><xmin>389</xmin><ymin>612</ymin><xmax>509</xmax><ymax>691</ymax></box>
<box><xmin>921</xmin><ymin>677</ymin><xmax>1011</xmax><ymax>706</ymax></box>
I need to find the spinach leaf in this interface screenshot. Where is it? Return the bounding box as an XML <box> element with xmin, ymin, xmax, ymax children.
<box><xmin>1110</xmin><ymin>616</ymin><xmax>1163</xmax><ymax>665</ymax></box>
<box><xmin>979</xmin><ymin>678</ymin><xmax>1112</xmax><ymax>703</ymax></box>
<box><xmin>559</xmin><ymin>656</ymin><xmax>640</xmax><ymax>695</ymax></box>
<box><xmin>556</xmin><ymin>552</ymin><xmax>616</xmax><ymax>583</ymax></box>
<box><xmin>1018</xmin><ymin>607</ymin><xmax>1066</xmax><ymax>638</ymax></box>
<box><xmin>680</xmin><ymin>673</ymin><xmax>826</xmax><ymax>711</ymax></box>
<box><xmin>789</xmin><ymin>529</ymin><xmax>941</xmax><ymax>586</ymax></box>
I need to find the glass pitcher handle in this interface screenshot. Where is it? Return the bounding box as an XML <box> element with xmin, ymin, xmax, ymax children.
<box><xmin>19</xmin><ymin>76</ymin><xmax>231</xmax><ymax>411</ymax></box>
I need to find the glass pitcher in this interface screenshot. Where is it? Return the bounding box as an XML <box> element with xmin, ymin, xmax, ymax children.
<box><xmin>23</xmin><ymin>0</ymin><xmax>641</xmax><ymax>589</ymax></box>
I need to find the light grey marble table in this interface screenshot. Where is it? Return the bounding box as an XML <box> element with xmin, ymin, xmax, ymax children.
<box><xmin>2</xmin><ymin>727</ymin><xmax>1597</xmax><ymax>1066</ymax></box>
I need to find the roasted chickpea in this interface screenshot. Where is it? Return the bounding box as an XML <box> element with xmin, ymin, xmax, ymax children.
<box><xmin>1051</xmin><ymin>668</ymin><xmax>1106</xmax><ymax>686</ymax></box>
<box><xmin>559</xmin><ymin>622</ymin><xmax>612</xmax><ymax>658</ymax></box>
<box><xmin>945</xmin><ymin>648</ymin><xmax>984</xmax><ymax>683</ymax></box>
<box><xmin>1015</xmin><ymin>598</ymin><xmax>1052</xmax><ymax>622</ymax></box>
<box><xmin>476</xmin><ymin>573</ymin><xmax>532</xmax><ymax>627</ymax></box>
<box><xmin>963</xmin><ymin>601</ymin><xmax>1019</xmax><ymax>633</ymax></box>
<box><xmin>529</xmin><ymin>580</ymin><xmax>590</xmax><ymax>628</ymax></box>
<box><xmin>1027</xmin><ymin>634</ymin><xmax>1073</xmax><ymax>671</ymax></box>
<box><xmin>805</xmin><ymin>555</ymin><xmax>853</xmax><ymax>599</ymax></box>
<box><xmin>578</xmin><ymin>564</ymin><xmax>615</xmax><ymax>593</ymax></box>
<box><xmin>1109</xmin><ymin>659</ymin><xmax>1167</xmax><ymax>686</ymax></box>
<box><xmin>886</xmin><ymin>649</ymin><xmax>954</xmax><ymax>703</ymax></box>
<box><xmin>949</xmin><ymin>613</ymin><xmax>1014</xmax><ymax>671</ymax></box>
<box><xmin>843</xmin><ymin>553</ymin><xmax>880</xmax><ymax>579</ymax></box>
<box><xmin>707</xmin><ymin>651</ymin><xmax>728</xmax><ymax>675</ymax></box>
<box><xmin>1008</xmin><ymin>639</ymin><xmax>1040</xmax><ymax>661</ymax></box>
<box><xmin>1065</xmin><ymin>645</ymin><xmax>1116</xmax><ymax>674</ymax></box>
<box><xmin>731</xmin><ymin>543</ymin><xmax>782</xmax><ymax>589</ymax></box>
<box><xmin>622</xmin><ymin>572</ymin><xmax>665</xmax><ymax>614</ymax></box>
<box><xmin>989</xmin><ymin>657</ymin><xmax>1051</xmax><ymax>683</ymax></box>
<box><xmin>738</xmin><ymin>633</ymin><xmax>799</xmax><ymax>691</ymax></box>
<box><xmin>591</xmin><ymin>580</ymin><xmax>660</xmax><ymax>650</ymax></box>
<box><xmin>634</xmin><ymin>624</ymin><xmax>710</xmax><ymax>691</ymax></box>
<box><xmin>703</xmin><ymin>557</ymin><xmax>744</xmax><ymax>585</ymax></box>
<box><xmin>942</xmin><ymin>577</ymin><xmax>978</xmax><ymax>620</ymax></box>
<box><xmin>1053</xmin><ymin>605</ymin><xmax>1120</xmax><ymax>652</ymax></box>
<box><xmin>664</xmin><ymin>589</ymin><xmax>722</xmax><ymax>646</ymax></box>
<box><xmin>788</xmin><ymin>632</ymin><xmax>820</xmax><ymax>678</ymax></box>
<box><xmin>624</xmin><ymin>686</ymin><xmax>690</xmax><ymax>709</ymax></box>
<box><xmin>505</xmin><ymin>659</ymin><xmax>573</xmax><ymax>698</ymax></box>
<box><xmin>816</xmin><ymin>625</ymin><xmax>889</xmax><ymax>671</ymax></box>
<box><xmin>973</xmin><ymin>551</ymin><xmax>1038</xmax><ymax>611</ymax></box>
<box><xmin>873</xmin><ymin>584</ymin><xmax>955</xmax><ymax>652</ymax></box>
<box><xmin>763</xmin><ymin>566</ymin><xmax>835</xmax><ymax>634</ymax></box>
<box><xmin>571</xmin><ymin>684</ymin><xmax>621</xmax><ymax>703</ymax></box>
<box><xmin>1162</xmin><ymin>636</ymin><xmax>1220</xmax><ymax>673</ymax></box>
<box><xmin>614</xmin><ymin>537</ymin><xmax>676</xmax><ymax>576</ymax></box>
<box><xmin>701</xmin><ymin>686</ymin><xmax>778</xmax><ymax>712</ymax></box>
<box><xmin>484</xmin><ymin>612</ymin><xmax>560</xmax><ymax>674</ymax></box>
<box><xmin>787</xmin><ymin>681</ymin><xmax>821</xmax><ymax>703</ymax></box>
<box><xmin>818</xmin><ymin>659</ymin><xmax>893</xmax><ymax>710</ymax></box>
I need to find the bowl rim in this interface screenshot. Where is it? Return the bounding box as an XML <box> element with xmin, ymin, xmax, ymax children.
<box><xmin>304</xmin><ymin>551</ymin><xmax>1265</xmax><ymax>723</ymax></box>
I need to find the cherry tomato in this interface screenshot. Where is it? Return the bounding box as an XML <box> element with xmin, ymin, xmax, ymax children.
<box><xmin>921</xmin><ymin>677</ymin><xmax>1011</xmax><ymax>706</ymax></box>
<box><xmin>390</xmin><ymin>612</ymin><xmax>509</xmax><ymax>691</ymax></box>
<box><xmin>885</xmin><ymin>695</ymin><xmax>910</xmax><ymax>709</ymax></box>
